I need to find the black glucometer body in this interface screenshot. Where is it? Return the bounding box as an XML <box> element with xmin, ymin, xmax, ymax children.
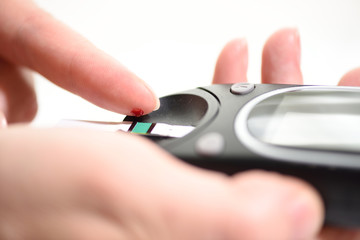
<box><xmin>124</xmin><ymin>83</ymin><xmax>360</xmax><ymax>227</ymax></box>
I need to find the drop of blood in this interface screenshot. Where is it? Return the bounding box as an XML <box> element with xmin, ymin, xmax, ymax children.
<box><xmin>131</xmin><ymin>108</ymin><xmax>144</xmax><ymax>117</ymax></box>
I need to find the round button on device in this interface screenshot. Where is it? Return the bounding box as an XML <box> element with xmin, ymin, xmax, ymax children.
<box><xmin>230</xmin><ymin>83</ymin><xmax>255</xmax><ymax>95</ymax></box>
<box><xmin>195</xmin><ymin>132</ymin><xmax>225</xmax><ymax>157</ymax></box>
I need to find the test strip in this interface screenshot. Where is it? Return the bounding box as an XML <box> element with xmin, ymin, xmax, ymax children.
<box><xmin>58</xmin><ymin>120</ymin><xmax>195</xmax><ymax>138</ymax></box>
<box><xmin>131</xmin><ymin>122</ymin><xmax>152</xmax><ymax>134</ymax></box>
<box><xmin>58</xmin><ymin>119</ymin><xmax>132</xmax><ymax>132</ymax></box>
<box><xmin>149</xmin><ymin>123</ymin><xmax>194</xmax><ymax>137</ymax></box>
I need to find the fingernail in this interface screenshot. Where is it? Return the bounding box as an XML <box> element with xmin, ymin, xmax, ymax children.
<box><xmin>279</xmin><ymin>27</ymin><xmax>301</xmax><ymax>65</ymax></box>
<box><xmin>0</xmin><ymin>112</ymin><xmax>7</xmax><ymax>129</ymax></box>
<box><xmin>154</xmin><ymin>96</ymin><xmax>160</xmax><ymax>111</ymax></box>
<box><xmin>289</xmin><ymin>28</ymin><xmax>301</xmax><ymax>65</ymax></box>
<box><xmin>262</xmin><ymin>27</ymin><xmax>303</xmax><ymax>84</ymax></box>
<box><xmin>289</xmin><ymin>190</ymin><xmax>324</xmax><ymax>240</ymax></box>
<box><xmin>231</xmin><ymin>38</ymin><xmax>248</xmax><ymax>52</ymax></box>
<box><xmin>142</xmin><ymin>80</ymin><xmax>160</xmax><ymax>111</ymax></box>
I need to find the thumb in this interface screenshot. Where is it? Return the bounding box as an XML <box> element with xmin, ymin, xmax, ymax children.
<box><xmin>161</xmin><ymin>169</ymin><xmax>324</xmax><ymax>240</ymax></box>
<box><xmin>222</xmin><ymin>171</ymin><xmax>324</xmax><ymax>240</ymax></box>
<box><xmin>125</xmin><ymin>140</ymin><xmax>325</xmax><ymax>240</ymax></box>
<box><xmin>107</xmin><ymin>133</ymin><xmax>325</xmax><ymax>240</ymax></box>
<box><xmin>0</xmin><ymin>127</ymin><xmax>323</xmax><ymax>240</ymax></box>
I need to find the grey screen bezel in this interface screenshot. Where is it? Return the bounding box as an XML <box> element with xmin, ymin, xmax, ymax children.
<box><xmin>234</xmin><ymin>86</ymin><xmax>360</xmax><ymax>169</ymax></box>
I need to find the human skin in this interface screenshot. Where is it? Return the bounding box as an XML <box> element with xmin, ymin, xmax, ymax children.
<box><xmin>214</xmin><ymin>28</ymin><xmax>360</xmax><ymax>240</ymax></box>
<box><xmin>0</xmin><ymin>0</ymin><xmax>159</xmax><ymax>124</ymax></box>
<box><xmin>0</xmin><ymin>0</ymin><xmax>359</xmax><ymax>239</ymax></box>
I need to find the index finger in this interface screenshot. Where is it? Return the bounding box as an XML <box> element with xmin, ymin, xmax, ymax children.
<box><xmin>0</xmin><ymin>0</ymin><xmax>159</xmax><ymax>116</ymax></box>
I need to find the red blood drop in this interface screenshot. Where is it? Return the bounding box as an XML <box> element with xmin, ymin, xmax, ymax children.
<box><xmin>131</xmin><ymin>108</ymin><xmax>144</xmax><ymax>117</ymax></box>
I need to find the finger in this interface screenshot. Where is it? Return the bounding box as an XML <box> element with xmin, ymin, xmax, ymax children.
<box><xmin>338</xmin><ymin>67</ymin><xmax>360</xmax><ymax>86</ymax></box>
<box><xmin>0</xmin><ymin>0</ymin><xmax>159</xmax><ymax>116</ymax></box>
<box><xmin>0</xmin><ymin>59</ymin><xmax>37</xmax><ymax>123</ymax></box>
<box><xmin>212</xmin><ymin>38</ymin><xmax>248</xmax><ymax>84</ymax></box>
<box><xmin>262</xmin><ymin>28</ymin><xmax>303</xmax><ymax>84</ymax></box>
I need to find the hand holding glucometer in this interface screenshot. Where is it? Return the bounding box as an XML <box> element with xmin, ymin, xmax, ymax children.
<box><xmin>2</xmin><ymin>3</ymin><xmax>358</xmax><ymax>235</ymax></box>
<box><xmin>124</xmin><ymin>83</ymin><xmax>360</xmax><ymax>227</ymax></box>
<box><xmin>63</xmin><ymin>82</ymin><xmax>360</xmax><ymax>227</ymax></box>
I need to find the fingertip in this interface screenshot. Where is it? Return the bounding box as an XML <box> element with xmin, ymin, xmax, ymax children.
<box><xmin>289</xmin><ymin>178</ymin><xmax>324</xmax><ymax>240</ymax></box>
<box><xmin>142</xmin><ymin>81</ymin><xmax>160</xmax><ymax>112</ymax></box>
<box><xmin>226</xmin><ymin>171</ymin><xmax>323</xmax><ymax>240</ymax></box>
<box><xmin>126</xmin><ymin>81</ymin><xmax>160</xmax><ymax>116</ymax></box>
<box><xmin>67</xmin><ymin>53</ymin><xmax>159</xmax><ymax>116</ymax></box>
<box><xmin>263</xmin><ymin>28</ymin><xmax>300</xmax><ymax>57</ymax></box>
<box><xmin>262</xmin><ymin>28</ymin><xmax>303</xmax><ymax>85</ymax></box>
<box><xmin>213</xmin><ymin>38</ymin><xmax>248</xmax><ymax>84</ymax></box>
<box><xmin>339</xmin><ymin>67</ymin><xmax>360</xmax><ymax>87</ymax></box>
<box><xmin>102</xmin><ymin>64</ymin><xmax>160</xmax><ymax>116</ymax></box>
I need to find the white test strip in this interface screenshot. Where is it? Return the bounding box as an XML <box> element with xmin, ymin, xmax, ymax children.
<box><xmin>151</xmin><ymin>123</ymin><xmax>195</xmax><ymax>138</ymax></box>
<box><xmin>58</xmin><ymin>119</ymin><xmax>132</xmax><ymax>132</ymax></box>
<box><xmin>58</xmin><ymin>119</ymin><xmax>195</xmax><ymax>138</ymax></box>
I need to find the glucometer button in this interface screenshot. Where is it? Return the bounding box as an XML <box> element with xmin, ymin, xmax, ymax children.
<box><xmin>195</xmin><ymin>132</ymin><xmax>225</xmax><ymax>157</ymax></box>
<box><xmin>230</xmin><ymin>83</ymin><xmax>255</xmax><ymax>95</ymax></box>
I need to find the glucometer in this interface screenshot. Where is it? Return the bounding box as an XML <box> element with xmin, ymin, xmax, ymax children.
<box><xmin>61</xmin><ymin>83</ymin><xmax>360</xmax><ymax>227</ymax></box>
<box><xmin>124</xmin><ymin>83</ymin><xmax>360</xmax><ymax>227</ymax></box>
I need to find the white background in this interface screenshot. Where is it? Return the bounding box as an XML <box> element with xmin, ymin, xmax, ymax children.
<box><xmin>32</xmin><ymin>0</ymin><xmax>360</xmax><ymax>126</ymax></box>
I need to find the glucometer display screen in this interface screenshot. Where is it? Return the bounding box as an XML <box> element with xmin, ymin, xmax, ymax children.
<box><xmin>247</xmin><ymin>89</ymin><xmax>360</xmax><ymax>152</ymax></box>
